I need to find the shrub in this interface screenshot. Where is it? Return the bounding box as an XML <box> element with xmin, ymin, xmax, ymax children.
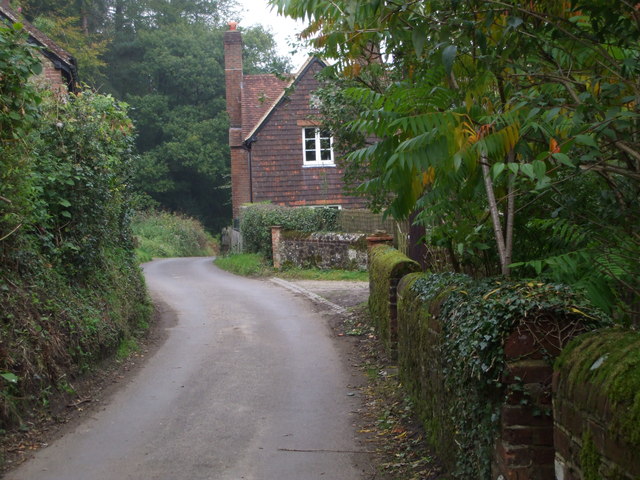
<box><xmin>240</xmin><ymin>204</ymin><xmax>339</xmax><ymax>258</ymax></box>
<box><xmin>131</xmin><ymin>210</ymin><xmax>217</xmax><ymax>261</ymax></box>
<box><xmin>0</xmin><ymin>26</ymin><xmax>150</xmax><ymax>430</ymax></box>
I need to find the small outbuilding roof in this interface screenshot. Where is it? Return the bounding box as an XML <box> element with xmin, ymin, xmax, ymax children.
<box><xmin>0</xmin><ymin>2</ymin><xmax>77</xmax><ymax>90</ymax></box>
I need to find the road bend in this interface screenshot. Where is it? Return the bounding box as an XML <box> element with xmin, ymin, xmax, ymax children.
<box><xmin>6</xmin><ymin>257</ymin><xmax>366</xmax><ymax>480</ymax></box>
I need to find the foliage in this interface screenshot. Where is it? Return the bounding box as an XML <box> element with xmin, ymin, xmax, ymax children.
<box><xmin>401</xmin><ymin>271</ymin><xmax>608</xmax><ymax>478</ymax></box>
<box><xmin>32</xmin><ymin>14</ymin><xmax>108</xmax><ymax>86</ymax></box>
<box><xmin>242</xmin><ymin>24</ymin><xmax>293</xmax><ymax>75</ymax></box>
<box><xmin>275</xmin><ymin>266</ymin><xmax>368</xmax><ymax>282</ymax></box>
<box><xmin>273</xmin><ymin>0</ymin><xmax>640</xmax><ymax>322</ymax></box>
<box><xmin>240</xmin><ymin>204</ymin><xmax>339</xmax><ymax>258</ymax></box>
<box><xmin>17</xmin><ymin>0</ymin><xmax>292</xmax><ymax>233</ymax></box>
<box><xmin>0</xmin><ymin>21</ymin><xmax>42</xmax><ymax>241</ymax></box>
<box><xmin>214</xmin><ymin>252</ymin><xmax>369</xmax><ymax>280</ymax></box>
<box><xmin>131</xmin><ymin>210</ymin><xmax>218</xmax><ymax>262</ymax></box>
<box><xmin>0</xmin><ymin>26</ymin><xmax>149</xmax><ymax>429</ymax></box>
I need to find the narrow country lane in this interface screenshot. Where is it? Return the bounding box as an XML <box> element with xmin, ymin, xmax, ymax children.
<box><xmin>5</xmin><ymin>258</ymin><xmax>367</xmax><ymax>480</ymax></box>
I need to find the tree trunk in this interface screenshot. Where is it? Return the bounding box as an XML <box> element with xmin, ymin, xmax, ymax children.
<box><xmin>481</xmin><ymin>154</ymin><xmax>510</xmax><ymax>276</ymax></box>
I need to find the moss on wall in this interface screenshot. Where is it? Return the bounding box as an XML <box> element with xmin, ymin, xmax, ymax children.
<box><xmin>367</xmin><ymin>245</ymin><xmax>420</xmax><ymax>351</ymax></box>
<box><xmin>395</xmin><ymin>273</ymin><xmax>605</xmax><ymax>478</ymax></box>
<box><xmin>397</xmin><ymin>272</ymin><xmax>469</xmax><ymax>468</ymax></box>
<box><xmin>556</xmin><ymin>329</ymin><xmax>640</xmax><ymax>448</ymax></box>
<box><xmin>581</xmin><ymin>430</ymin><xmax>602</xmax><ymax>480</ymax></box>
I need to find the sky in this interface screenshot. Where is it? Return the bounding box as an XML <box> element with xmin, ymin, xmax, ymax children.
<box><xmin>235</xmin><ymin>0</ymin><xmax>310</xmax><ymax>69</ymax></box>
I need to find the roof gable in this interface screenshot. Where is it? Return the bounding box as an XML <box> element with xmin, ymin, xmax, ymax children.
<box><xmin>242</xmin><ymin>74</ymin><xmax>291</xmax><ymax>139</ymax></box>
<box><xmin>243</xmin><ymin>57</ymin><xmax>327</xmax><ymax>143</ymax></box>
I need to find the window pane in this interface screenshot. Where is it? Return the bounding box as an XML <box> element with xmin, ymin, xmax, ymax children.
<box><xmin>305</xmin><ymin>150</ymin><xmax>316</xmax><ymax>161</ymax></box>
<box><xmin>304</xmin><ymin>128</ymin><xmax>315</xmax><ymax>139</ymax></box>
<box><xmin>305</xmin><ymin>139</ymin><xmax>316</xmax><ymax>150</ymax></box>
<box><xmin>320</xmin><ymin>149</ymin><xmax>331</xmax><ymax>161</ymax></box>
<box><xmin>320</xmin><ymin>138</ymin><xmax>331</xmax><ymax>150</ymax></box>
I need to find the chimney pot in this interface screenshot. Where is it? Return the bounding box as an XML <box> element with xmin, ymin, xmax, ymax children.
<box><xmin>228</xmin><ymin>21</ymin><xmax>238</xmax><ymax>31</ymax></box>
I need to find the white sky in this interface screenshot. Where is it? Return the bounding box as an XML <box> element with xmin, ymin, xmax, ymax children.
<box><xmin>235</xmin><ymin>0</ymin><xmax>310</xmax><ymax>70</ymax></box>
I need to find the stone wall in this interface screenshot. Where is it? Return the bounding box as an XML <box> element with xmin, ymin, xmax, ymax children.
<box><xmin>271</xmin><ymin>228</ymin><xmax>369</xmax><ymax>271</ymax></box>
<box><xmin>554</xmin><ymin>330</ymin><xmax>640</xmax><ymax>480</ymax></box>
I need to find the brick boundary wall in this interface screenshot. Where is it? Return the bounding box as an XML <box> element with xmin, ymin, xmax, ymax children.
<box><xmin>377</xmin><ymin>260</ymin><xmax>606</xmax><ymax>479</ymax></box>
<box><xmin>494</xmin><ymin>320</ymin><xmax>568</xmax><ymax>480</ymax></box>
<box><xmin>368</xmin><ymin>245</ymin><xmax>420</xmax><ymax>355</ymax></box>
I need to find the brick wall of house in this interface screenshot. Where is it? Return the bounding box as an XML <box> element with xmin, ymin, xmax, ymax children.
<box><xmin>35</xmin><ymin>54</ymin><xmax>67</xmax><ymax>93</ymax></box>
<box><xmin>249</xmin><ymin>59</ymin><xmax>366</xmax><ymax>210</ymax></box>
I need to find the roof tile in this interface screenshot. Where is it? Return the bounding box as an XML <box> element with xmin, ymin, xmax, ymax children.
<box><xmin>242</xmin><ymin>74</ymin><xmax>291</xmax><ymax>139</ymax></box>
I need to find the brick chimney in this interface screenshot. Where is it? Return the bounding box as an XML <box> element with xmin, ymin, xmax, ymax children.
<box><xmin>224</xmin><ymin>22</ymin><xmax>250</xmax><ymax>220</ymax></box>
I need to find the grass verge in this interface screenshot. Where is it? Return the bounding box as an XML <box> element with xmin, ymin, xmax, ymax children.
<box><xmin>214</xmin><ymin>253</ymin><xmax>369</xmax><ymax>281</ymax></box>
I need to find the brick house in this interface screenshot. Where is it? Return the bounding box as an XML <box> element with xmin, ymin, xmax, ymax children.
<box><xmin>223</xmin><ymin>22</ymin><xmax>365</xmax><ymax>222</ymax></box>
<box><xmin>1</xmin><ymin>0</ymin><xmax>77</xmax><ymax>93</ymax></box>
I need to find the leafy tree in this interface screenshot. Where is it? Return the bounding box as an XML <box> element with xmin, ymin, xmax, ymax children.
<box><xmin>273</xmin><ymin>0</ymin><xmax>640</xmax><ymax>320</ymax></box>
<box><xmin>17</xmin><ymin>0</ymin><xmax>292</xmax><ymax>232</ymax></box>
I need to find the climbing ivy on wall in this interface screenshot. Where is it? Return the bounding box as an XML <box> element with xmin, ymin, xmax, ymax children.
<box><xmin>406</xmin><ymin>273</ymin><xmax>608</xmax><ymax>478</ymax></box>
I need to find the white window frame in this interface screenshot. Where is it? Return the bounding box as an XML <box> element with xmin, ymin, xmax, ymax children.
<box><xmin>302</xmin><ymin>127</ymin><xmax>335</xmax><ymax>167</ymax></box>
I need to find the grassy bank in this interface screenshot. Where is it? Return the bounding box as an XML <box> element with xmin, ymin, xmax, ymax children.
<box><xmin>214</xmin><ymin>253</ymin><xmax>369</xmax><ymax>281</ymax></box>
<box><xmin>131</xmin><ymin>211</ymin><xmax>218</xmax><ymax>262</ymax></box>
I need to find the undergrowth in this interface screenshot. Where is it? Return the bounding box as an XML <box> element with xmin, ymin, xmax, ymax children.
<box><xmin>131</xmin><ymin>210</ymin><xmax>218</xmax><ymax>262</ymax></box>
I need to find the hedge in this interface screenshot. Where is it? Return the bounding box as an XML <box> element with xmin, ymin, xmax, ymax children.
<box><xmin>240</xmin><ymin>204</ymin><xmax>339</xmax><ymax>258</ymax></box>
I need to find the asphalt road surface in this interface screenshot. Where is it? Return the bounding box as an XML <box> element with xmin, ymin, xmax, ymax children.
<box><xmin>6</xmin><ymin>257</ymin><xmax>366</xmax><ymax>480</ymax></box>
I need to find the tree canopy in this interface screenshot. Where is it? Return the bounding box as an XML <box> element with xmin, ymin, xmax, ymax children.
<box><xmin>273</xmin><ymin>0</ymin><xmax>640</xmax><ymax>322</ymax></box>
<box><xmin>16</xmin><ymin>0</ymin><xmax>292</xmax><ymax>231</ymax></box>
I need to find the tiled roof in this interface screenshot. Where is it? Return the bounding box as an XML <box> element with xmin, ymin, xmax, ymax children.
<box><xmin>242</xmin><ymin>74</ymin><xmax>292</xmax><ymax>139</ymax></box>
<box><xmin>0</xmin><ymin>3</ymin><xmax>76</xmax><ymax>73</ymax></box>
<box><xmin>243</xmin><ymin>57</ymin><xmax>326</xmax><ymax>142</ymax></box>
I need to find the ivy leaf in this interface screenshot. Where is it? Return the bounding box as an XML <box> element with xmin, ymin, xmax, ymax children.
<box><xmin>59</xmin><ymin>198</ymin><xmax>71</xmax><ymax>208</ymax></box>
<box><xmin>552</xmin><ymin>152</ymin><xmax>574</xmax><ymax>167</ymax></box>
<box><xmin>1</xmin><ymin>372</ymin><xmax>18</xmax><ymax>384</ymax></box>
<box><xmin>507</xmin><ymin>16</ymin><xmax>523</xmax><ymax>30</ymax></box>
<box><xmin>520</xmin><ymin>163</ymin><xmax>535</xmax><ymax>179</ymax></box>
<box><xmin>532</xmin><ymin>160</ymin><xmax>547</xmax><ymax>180</ymax></box>
<box><xmin>442</xmin><ymin>45</ymin><xmax>457</xmax><ymax>76</ymax></box>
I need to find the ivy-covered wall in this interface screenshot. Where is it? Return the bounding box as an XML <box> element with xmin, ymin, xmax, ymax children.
<box><xmin>389</xmin><ymin>264</ymin><xmax>606</xmax><ymax>478</ymax></box>
<box><xmin>368</xmin><ymin>245</ymin><xmax>420</xmax><ymax>352</ymax></box>
<box><xmin>554</xmin><ymin>329</ymin><xmax>640</xmax><ymax>480</ymax></box>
